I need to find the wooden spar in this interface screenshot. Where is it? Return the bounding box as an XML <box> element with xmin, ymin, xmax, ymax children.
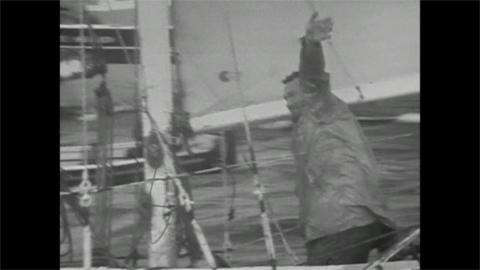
<box><xmin>59</xmin><ymin>71</ymin><xmax>418</xmax><ymax>149</ymax></box>
<box><xmin>136</xmin><ymin>0</ymin><xmax>177</xmax><ymax>267</ymax></box>
<box><xmin>190</xmin><ymin>73</ymin><xmax>419</xmax><ymax>133</ymax></box>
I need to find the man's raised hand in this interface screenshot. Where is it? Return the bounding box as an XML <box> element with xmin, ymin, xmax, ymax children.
<box><xmin>305</xmin><ymin>12</ymin><xmax>333</xmax><ymax>43</ymax></box>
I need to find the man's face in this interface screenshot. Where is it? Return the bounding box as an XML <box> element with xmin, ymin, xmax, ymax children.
<box><xmin>283</xmin><ymin>78</ymin><xmax>310</xmax><ymax>121</ymax></box>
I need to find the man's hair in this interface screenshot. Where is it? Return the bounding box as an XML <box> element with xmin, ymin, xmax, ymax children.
<box><xmin>282</xmin><ymin>71</ymin><xmax>330</xmax><ymax>94</ymax></box>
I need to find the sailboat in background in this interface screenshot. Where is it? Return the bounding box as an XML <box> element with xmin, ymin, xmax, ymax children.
<box><xmin>60</xmin><ymin>0</ymin><xmax>420</xmax><ymax>269</ymax></box>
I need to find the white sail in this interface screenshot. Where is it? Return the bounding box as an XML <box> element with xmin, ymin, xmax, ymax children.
<box><xmin>172</xmin><ymin>0</ymin><xmax>419</xmax><ymax>117</ymax></box>
<box><xmin>60</xmin><ymin>0</ymin><xmax>419</xmax><ymax>119</ymax></box>
<box><xmin>60</xmin><ymin>0</ymin><xmax>420</xmax><ymax>160</ymax></box>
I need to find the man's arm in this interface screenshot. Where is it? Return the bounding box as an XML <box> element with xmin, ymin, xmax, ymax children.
<box><xmin>299</xmin><ymin>37</ymin><xmax>326</xmax><ymax>83</ymax></box>
<box><xmin>299</xmin><ymin>13</ymin><xmax>332</xmax><ymax>93</ymax></box>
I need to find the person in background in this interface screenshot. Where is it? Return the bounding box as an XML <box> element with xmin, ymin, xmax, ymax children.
<box><xmin>283</xmin><ymin>12</ymin><xmax>396</xmax><ymax>265</ymax></box>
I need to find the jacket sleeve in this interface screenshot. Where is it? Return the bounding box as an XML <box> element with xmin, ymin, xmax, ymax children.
<box><xmin>299</xmin><ymin>37</ymin><xmax>330</xmax><ymax>93</ymax></box>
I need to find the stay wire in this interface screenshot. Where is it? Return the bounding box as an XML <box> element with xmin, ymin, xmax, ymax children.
<box><xmin>219</xmin><ymin>135</ymin><xmax>236</xmax><ymax>266</ymax></box>
<box><xmin>222</xmin><ymin>6</ymin><xmax>277</xmax><ymax>268</ymax></box>
<box><xmin>79</xmin><ymin>0</ymin><xmax>88</xmax><ymax>168</ymax></box>
<box><xmin>106</xmin><ymin>0</ymin><xmax>134</xmax><ymax>65</ymax></box>
<box><xmin>264</xmin><ymin>198</ymin><xmax>299</xmax><ymax>264</ymax></box>
<box><xmin>147</xmin><ymin>168</ymin><xmax>175</xmax><ymax>245</ymax></box>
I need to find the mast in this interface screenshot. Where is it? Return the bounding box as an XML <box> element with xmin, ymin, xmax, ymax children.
<box><xmin>90</xmin><ymin>18</ymin><xmax>114</xmax><ymax>264</ymax></box>
<box><xmin>136</xmin><ymin>0</ymin><xmax>177</xmax><ymax>267</ymax></box>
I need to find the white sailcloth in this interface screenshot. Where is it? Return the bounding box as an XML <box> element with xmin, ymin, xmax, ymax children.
<box><xmin>60</xmin><ymin>0</ymin><xmax>419</xmax><ymax>118</ymax></box>
<box><xmin>172</xmin><ymin>0</ymin><xmax>419</xmax><ymax>117</ymax></box>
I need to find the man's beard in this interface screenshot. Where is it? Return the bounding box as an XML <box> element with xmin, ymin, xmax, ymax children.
<box><xmin>289</xmin><ymin>100</ymin><xmax>311</xmax><ymax>122</ymax></box>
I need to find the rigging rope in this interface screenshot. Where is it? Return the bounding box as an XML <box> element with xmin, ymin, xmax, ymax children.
<box><xmin>264</xmin><ymin>198</ymin><xmax>300</xmax><ymax>264</ymax></box>
<box><xmin>79</xmin><ymin>0</ymin><xmax>88</xmax><ymax>170</ymax></box>
<box><xmin>106</xmin><ymin>0</ymin><xmax>134</xmax><ymax>65</ymax></box>
<box><xmin>233</xmin><ymin>226</ymin><xmax>298</xmax><ymax>251</ymax></box>
<box><xmin>96</xmin><ymin>2</ymin><xmax>185</xmax><ymax>265</ymax></box>
<box><xmin>79</xmin><ymin>2</ymin><xmax>116</xmax><ymax>260</ymax></box>
<box><xmin>60</xmin><ymin>131</ymin><xmax>416</xmax><ymax>197</ymax></box>
<box><xmin>144</xmin><ymin>98</ymin><xmax>217</xmax><ymax>268</ymax></box>
<box><xmin>222</xmin><ymin>6</ymin><xmax>277</xmax><ymax>269</ymax></box>
<box><xmin>220</xmin><ymin>133</ymin><xmax>235</xmax><ymax>266</ymax></box>
<box><xmin>76</xmin><ymin>3</ymin><xmax>94</xmax><ymax>269</ymax></box>
<box><xmin>76</xmin><ymin>0</ymin><xmax>94</xmax><ymax>206</ymax></box>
